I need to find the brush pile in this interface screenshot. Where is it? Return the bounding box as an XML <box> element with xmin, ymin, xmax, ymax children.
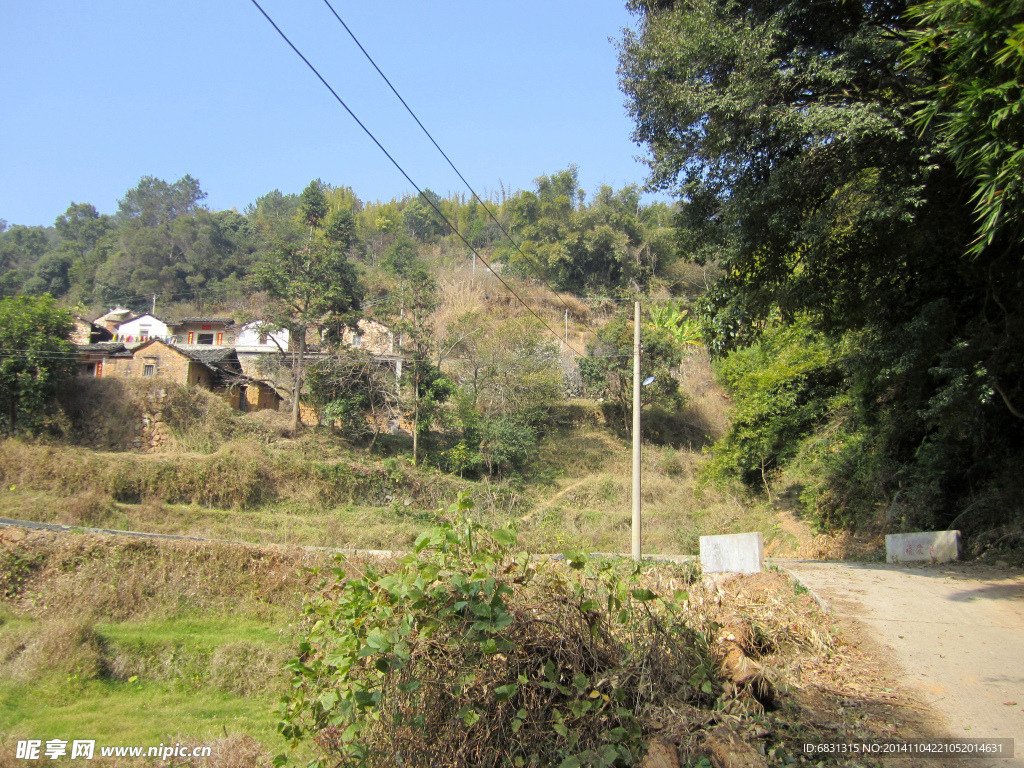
<box><xmin>277</xmin><ymin>494</ymin><xmax>839</xmax><ymax>768</ymax></box>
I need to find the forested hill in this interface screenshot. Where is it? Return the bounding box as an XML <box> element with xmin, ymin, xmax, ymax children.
<box><xmin>0</xmin><ymin>166</ymin><xmax>679</xmax><ymax>317</ymax></box>
<box><xmin>618</xmin><ymin>0</ymin><xmax>1024</xmax><ymax>539</ymax></box>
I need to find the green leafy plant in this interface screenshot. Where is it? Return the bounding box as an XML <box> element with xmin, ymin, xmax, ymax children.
<box><xmin>647</xmin><ymin>302</ymin><xmax>702</xmax><ymax>349</ymax></box>
<box><xmin>276</xmin><ymin>493</ymin><xmax>715</xmax><ymax>768</ymax></box>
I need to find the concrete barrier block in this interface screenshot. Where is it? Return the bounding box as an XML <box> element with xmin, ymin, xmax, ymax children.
<box><xmin>886</xmin><ymin>531</ymin><xmax>960</xmax><ymax>564</ymax></box>
<box><xmin>700</xmin><ymin>532</ymin><xmax>764</xmax><ymax>574</ymax></box>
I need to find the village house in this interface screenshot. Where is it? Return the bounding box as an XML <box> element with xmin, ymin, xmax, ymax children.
<box><xmin>341</xmin><ymin>318</ymin><xmax>396</xmax><ymax>356</ymax></box>
<box><xmin>234</xmin><ymin>322</ymin><xmax>290</xmax><ymax>352</ymax></box>
<box><xmin>77</xmin><ymin>341</ymin><xmax>125</xmax><ymax>379</ymax></box>
<box><xmin>94</xmin><ymin>306</ymin><xmax>134</xmax><ymax>334</ymax></box>
<box><xmin>77</xmin><ymin>309</ymin><xmax>401</xmax><ymax>420</ymax></box>
<box><xmin>107</xmin><ymin>314</ymin><xmax>240</xmax><ymax>348</ymax></box>
<box><xmin>110</xmin><ymin>313</ymin><xmax>172</xmax><ymax>346</ymax></box>
<box><xmin>170</xmin><ymin>317</ymin><xmax>236</xmax><ymax>346</ymax></box>
<box><xmin>70</xmin><ymin>315</ymin><xmax>113</xmax><ymax>346</ymax></box>
<box><xmin>77</xmin><ymin>338</ymin><xmax>280</xmax><ymax>412</ymax></box>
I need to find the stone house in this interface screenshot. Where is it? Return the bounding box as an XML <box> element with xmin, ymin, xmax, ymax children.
<box><xmin>77</xmin><ymin>342</ymin><xmax>126</xmax><ymax>379</ymax></box>
<box><xmin>70</xmin><ymin>315</ymin><xmax>113</xmax><ymax>346</ymax></box>
<box><xmin>78</xmin><ymin>339</ymin><xmax>280</xmax><ymax>412</ymax></box>
<box><xmin>342</xmin><ymin>318</ymin><xmax>396</xmax><ymax>355</ymax></box>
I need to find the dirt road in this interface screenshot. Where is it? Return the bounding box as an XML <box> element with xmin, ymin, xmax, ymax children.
<box><xmin>779</xmin><ymin>559</ymin><xmax>1024</xmax><ymax>766</ymax></box>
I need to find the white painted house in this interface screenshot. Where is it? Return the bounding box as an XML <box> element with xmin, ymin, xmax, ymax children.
<box><xmin>234</xmin><ymin>323</ymin><xmax>290</xmax><ymax>353</ymax></box>
<box><xmin>113</xmin><ymin>314</ymin><xmax>172</xmax><ymax>347</ymax></box>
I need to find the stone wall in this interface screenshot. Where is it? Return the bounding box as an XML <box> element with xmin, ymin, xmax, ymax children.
<box><xmin>138</xmin><ymin>388</ymin><xmax>172</xmax><ymax>451</ymax></box>
<box><xmin>77</xmin><ymin>385</ymin><xmax>172</xmax><ymax>452</ymax></box>
<box><xmin>343</xmin><ymin>319</ymin><xmax>394</xmax><ymax>355</ymax></box>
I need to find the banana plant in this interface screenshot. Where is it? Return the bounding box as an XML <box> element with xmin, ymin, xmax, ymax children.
<box><xmin>647</xmin><ymin>301</ymin><xmax>703</xmax><ymax>348</ymax></box>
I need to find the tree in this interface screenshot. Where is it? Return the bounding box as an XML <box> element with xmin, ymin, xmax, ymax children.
<box><xmin>299</xmin><ymin>179</ymin><xmax>329</xmax><ymax>232</ymax></box>
<box><xmin>498</xmin><ymin>168</ymin><xmax>675</xmax><ymax>294</ymax></box>
<box><xmin>253</xmin><ymin>179</ymin><xmax>362</xmax><ymax>436</ymax></box>
<box><xmin>402</xmin><ymin>189</ymin><xmax>446</xmax><ymax>241</ymax></box>
<box><xmin>306</xmin><ymin>348</ymin><xmax>400</xmax><ymax>445</ymax></box>
<box><xmin>443</xmin><ymin>315</ymin><xmax>563</xmax><ymax>422</ymax></box>
<box><xmin>118</xmin><ymin>175</ymin><xmax>207</xmax><ymax>228</ymax></box>
<box><xmin>903</xmin><ymin>0</ymin><xmax>1024</xmax><ymax>256</ymax></box>
<box><xmin>380</xmin><ymin>234</ymin><xmax>419</xmax><ymax>276</ymax></box>
<box><xmin>579</xmin><ymin>309</ymin><xmax>683</xmax><ymax>436</ymax></box>
<box><xmin>385</xmin><ymin>263</ymin><xmax>452</xmax><ymax>464</ymax></box>
<box><xmin>440</xmin><ymin>314</ymin><xmax>563</xmax><ymax>477</ymax></box>
<box><xmin>0</xmin><ymin>296</ymin><xmax>77</xmax><ymax>433</ymax></box>
<box><xmin>55</xmin><ymin>202</ymin><xmax>113</xmax><ymax>250</ymax></box>
<box><xmin>617</xmin><ymin>0</ymin><xmax>1024</xmax><ymax>531</ymax></box>
<box><xmin>647</xmin><ymin>301</ymin><xmax>702</xmax><ymax>349</ymax></box>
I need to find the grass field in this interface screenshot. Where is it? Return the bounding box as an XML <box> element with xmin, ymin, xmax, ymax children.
<box><xmin>0</xmin><ymin>533</ymin><xmax>333</xmax><ymax>766</ymax></box>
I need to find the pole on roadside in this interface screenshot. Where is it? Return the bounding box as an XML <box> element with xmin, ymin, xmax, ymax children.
<box><xmin>632</xmin><ymin>300</ymin><xmax>642</xmax><ymax>561</ymax></box>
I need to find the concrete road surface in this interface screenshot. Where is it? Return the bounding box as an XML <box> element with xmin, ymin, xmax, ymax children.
<box><xmin>779</xmin><ymin>559</ymin><xmax>1024</xmax><ymax>766</ymax></box>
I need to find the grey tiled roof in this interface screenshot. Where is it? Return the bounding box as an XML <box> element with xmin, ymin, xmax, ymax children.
<box><xmin>179</xmin><ymin>347</ymin><xmax>236</xmax><ymax>365</ymax></box>
<box><xmin>178</xmin><ymin>346</ymin><xmax>243</xmax><ymax>376</ymax></box>
<box><xmin>75</xmin><ymin>342</ymin><xmax>126</xmax><ymax>353</ymax></box>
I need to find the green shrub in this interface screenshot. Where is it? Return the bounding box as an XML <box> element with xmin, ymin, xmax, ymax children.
<box><xmin>704</xmin><ymin>318</ymin><xmax>845</xmax><ymax>490</ymax></box>
<box><xmin>277</xmin><ymin>493</ymin><xmax>714</xmax><ymax>768</ymax></box>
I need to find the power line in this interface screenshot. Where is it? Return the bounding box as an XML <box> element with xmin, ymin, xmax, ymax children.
<box><xmin>319</xmin><ymin>0</ymin><xmax>581</xmax><ymax>318</ymax></box>
<box><xmin>247</xmin><ymin>0</ymin><xmax>583</xmax><ymax>356</ymax></box>
<box><xmin>487</xmin><ymin>295</ymin><xmax>702</xmax><ymax>303</ymax></box>
<box><xmin>0</xmin><ymin>348</ymin><xmax>643</xmax><ymax>363</ymax></box>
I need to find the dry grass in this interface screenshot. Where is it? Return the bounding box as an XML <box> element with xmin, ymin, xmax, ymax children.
<box><xmin>0</xmin><ymin>437</ymin><xmax>472</xmax><ymax>514</ymax></box>
<box><xmin>0</xmin><ymin>530</ymin><xmax>329</xmax><ymax>621</ymax></box>
<box><xmin>434</xmin><ymin>264</ymin><xmax>597</xmax><ymax>359</ymax></box>
<box><xmin>0</xmin><ymin>614</ymin><xmax>105</xmax><ymax>683</ymax></box>
<box><xmin>521</xmin><ymin>424</ymin><xmax>778</xmax><ymax>555</ymax></box>
<box><xmin>678</xmin><ymin>348</ymin><xmax>732</xmax><ymax>442</ymax></box>
<box><xmin>639</xmin><ymin>568</ymin><xmax>941</xmax><ymax>763</ymax></box>
<box><xmin>57</xmin><ymin>378</ymin><xmax>248</xmax><ymax>453</ymax></box>
<box><xmin>799</xmin><ymin>530</ymin><xmax>885</xmax><ymax>561</ymax></box>
<box><xmin>0</xmin><ymin>532</ymin><xmax>344</xmax><ymax>765</ymax></box>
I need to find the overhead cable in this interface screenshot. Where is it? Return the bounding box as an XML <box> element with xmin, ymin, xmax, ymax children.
<box><xmin>247</xmin><ymin>0</ymin><xmax>583</xmax><ymax>356</ymax></box>
<box><xmin>320</xmin><ymin>0</ymin><xmax>581</xmax><ymax>317</ymax></box>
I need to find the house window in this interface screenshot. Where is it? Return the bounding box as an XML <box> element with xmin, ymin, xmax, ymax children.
<box><xmin>351</xmin><ymin>332</ymin><xmax>362</xmax><ymax>348</ymax></box>
<box><xmin>197</xmin><ymin>333</ymin><xmax>214</xmax><ymax>345</ymax></box>
<box><xmin>139</xmin><ymin>326</ymin><xmax>151</xmax><ymax>342</ymax></box>
<box><xmin>143</xmin><ymin>364</ymin><xmax>155</xmax><ymax>377</ymax></box>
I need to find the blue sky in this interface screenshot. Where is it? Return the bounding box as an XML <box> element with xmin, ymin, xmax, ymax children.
<box><xmin>1</xmin><ymin>1</ymin><xmax>661</xmax><ymax>227</ymax></box>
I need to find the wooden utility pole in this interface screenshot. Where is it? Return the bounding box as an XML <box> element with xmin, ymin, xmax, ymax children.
<box><xmin>632</xmin><ymin>300</ymin><xmax>642</xmax><ymax>561</ymax></box>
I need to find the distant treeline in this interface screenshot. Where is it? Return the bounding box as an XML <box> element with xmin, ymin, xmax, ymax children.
<box><xmin>0</xmin><ymin>165</ymin><xmax>677</xmax><ymax>314</ymax></box>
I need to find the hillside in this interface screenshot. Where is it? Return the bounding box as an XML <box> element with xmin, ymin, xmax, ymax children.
<box><xmin>0</xmin><ymin>342</ymin><xmax>781</xmax><ymax>557</ymax></box>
